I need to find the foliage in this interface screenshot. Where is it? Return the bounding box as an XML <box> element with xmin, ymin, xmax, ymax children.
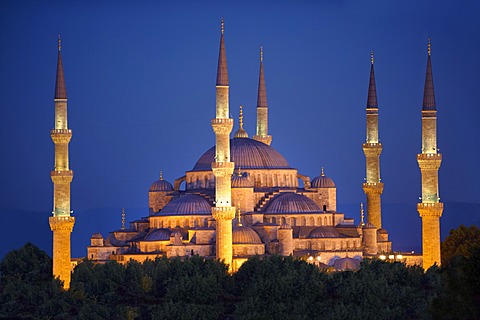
<box><xmin>441</xmin><ymin>224</ymin><xmax>480</xmax><ymax>266</ymax></box>
<box><xmin>1</xmin><ymin>232</ymin><xmax>479</xmax><ymax>319</ymax></box>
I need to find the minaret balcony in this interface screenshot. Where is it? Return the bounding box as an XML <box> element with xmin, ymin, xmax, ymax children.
<box><xmin>362</xmin><ymin>142</ymin><xmax>382</xmax><ymax>148</ymax></box>
<box><xmin>417</xmin><ymin>203</ymin><xmax>443</xmax><ymax>217</ymax></box>
<box><xmin>49</xmin><ymin>216</ymin><xmax>75</xmax><ymax>231</ymax></box>
<box><xmin>417</xmin><ymin>153</ymin><xmax>442</xmax><ymax>161</ymax></box>
<box><xmin>50</xmin><ymin>170</ymin><xmax>73</xmax><ymax>184</ymax></box>
<box><xmin>51</xmin><ymin>129</ymin><xmax>72</xmax><ymax>134</ymax></box>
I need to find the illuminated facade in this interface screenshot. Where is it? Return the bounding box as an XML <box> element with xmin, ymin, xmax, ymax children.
<box><xmin>49</xmin><ymin>36</ymin><xmax>75</xmax><ymax>289</ymax></box>
<box><xmin>417</xmin><ymin>40</ymin><xmax>443</xmax><ymax>269</ymax></box>
<box><xmin>84</xmin><ymin>24</ymin><xmax>438</xmax><ymax>271</ymax></box>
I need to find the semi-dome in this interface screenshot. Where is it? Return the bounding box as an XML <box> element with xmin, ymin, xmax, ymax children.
<box><xmin>192</xmin><ymin>138</ymin><xmax>291</xmax><ymax>171</ymax></box>
<box><xmin>149</xmin><ymin>173</ymin><xmax>174</xmax><ymax>192</ymax></box>
<box><xmin>231</xmin><ymin>172</ymin><xmax>254</xmax><ymax>188</ymax></box>
<box><xmin>308</xmin><ymin>226</ymin><xmax>342</xmax><ymax>238</ymax></box>
<box><xmin>262</xmin><ymin>192</ymin><xmax>322</xmax><ymax>213</ymax></box>
<box><xmin>144</xmin><ymin>228</ymin><xmax>172</xmax><ymax>241</ymax></box>
<box><xmin>155</xmin><ymin>194</ymin><xmax>211</xmax><ymax>216</ymax></box>
<box><xmin>311</xmin><ymin>168</ymin><xmax>335</xmax><ymax>188</ymax></box>
<box><xmin>232</xmin><ymin>226</ymin><xmax>262</xmax><ymax>244</ymax></box>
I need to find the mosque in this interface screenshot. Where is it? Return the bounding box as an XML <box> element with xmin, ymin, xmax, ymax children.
<box><xmin>49</xmin><ymin>21</ymin><xmax>442</xmax><ymax>287</ymax></box>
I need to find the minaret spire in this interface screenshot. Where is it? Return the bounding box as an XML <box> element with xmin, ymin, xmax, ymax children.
<box><xmin>363</xmin><ymin>51</ymin><xmax>384</xmax><ymax>230</ymax></box>
<box><xmin>211</xmin><ymin>18</ymin><xmax>235</xmax><ymax>271</ymax></box>
<box><xmin>49</xmin><ymin>35</ymin><xmax>75</xmax><ymax>289</ymax></box>
<box><xmin>367</xmin><ymin>51</ymin><xmax>378</xmax><ymax>108</ymax></box>
<box><xmin>253</xmin><ymin>46</ymin><xmax>272</xmax><ymax>145</ymax></box>
<box><xmin>55</xmin><ymin>35</ymin><xmax>67</xmax><ymax>100</ymax></box>
<box><xmin>422</xmin><ymin>38</ymin><xmax>436</xmax><ymax>111</ymax></box>
<box><xmin>216</xmin><ymin>18</ymin><xmax>228</xmax><ymax>87</ymax></box>
<box><xmin>417</xmin><ymin>38</ymin><xmax>443</xmax><ymax>269</ymax></box>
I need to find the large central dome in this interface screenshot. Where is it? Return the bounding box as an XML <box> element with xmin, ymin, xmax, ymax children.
<box><xmin>192</xmin><ymin>138</ymin><xmax>291</xmax><ymax>171</ymax></box>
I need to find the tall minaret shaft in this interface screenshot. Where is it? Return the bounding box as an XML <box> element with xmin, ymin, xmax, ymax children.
<box><xmin>417</xmin><ymin>40</ymin><xmax>443</xmax><ymax>269</ymax></box>
<box><xmin>211</xmin><ymin>19</ymin><xmax>235</xmax><ymax>270</ymax></box>
<box><xmin>253</xmin><ymin>47</ymin><xmax>272</xmax><ymax>146</ymax></box>
<box><xmin>362</xmin><ymin>52</ymin><xmax>384</xmax><ymax>229</ymax></box>
<box><xmin>49</xmin><ymin>36</ymin><xmax>75</xmax><ymax>289</ymax></box>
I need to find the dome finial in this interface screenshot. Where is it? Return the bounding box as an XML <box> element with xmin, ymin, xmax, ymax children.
<box><xmin>321</xmin><ymin>167</ymin><xmax>325</xmax><ymax>176</ymax></box>
<box><xmin>370</xmin><ymin>50</ymin><xmax>374</xmax><ymax>64</ymax></box>
<box><xmin>221</xmin><ymin>17</ymin><xmax>224</xmax><ymax>34</ymax></box>
<box><xmin>239</xmin><ymin>105</ymin><xmax>244</xmax><ymax>128</ymax></box>
<box><xmin>160</xmin><ymin>171</ymin><xmax>163</xmax><ymax>180</ymax></box>
<box><xmin>57</xmin><ymin>34</ymin><xmax>61</xmax><ymax>52</ymax></box>
<box><xmin>260</xmin><ymin>46</ymin><xmax>263</xmax><ymax>62</ymax></box>
<box><xmin>236</xmin><ymin>205</ymin><xmax>242</xmax><ymax>226</ymax></box>
<box><xmin>121</xmin><ymin>208</ymin><xmax>126</xmax><ymax>230</ymax></box>
<box><xmin>427</xmin><ymin>37</ymin><xmax>431</xmax><ymax>56</ymax></box>
<box><xmin>360</xmin><ymin>203</ymin><xmax>365</xmax><ymax>227</ymax></box>
<box><xmin>234</xmin><ymin>105</ymin><xmax>249</xmax><ymax>138</ymax></box>
<box><xmin>236</xmin><ymin>166</ymin><xmax>242</xmax><ymax>176</ymax></box>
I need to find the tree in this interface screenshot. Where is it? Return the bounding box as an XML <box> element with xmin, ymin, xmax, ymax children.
<box><xmin>441</xmin><ymin>224</ymin><xmax>480</xmax><ymax>266</ymax></box>
<box><xmin>0</xmin><ymin>243</ymin><xmax>70</xmax><ymax>318</ymax></box>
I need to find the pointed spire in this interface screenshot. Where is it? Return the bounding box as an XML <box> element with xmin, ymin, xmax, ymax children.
<box><xmin>234</xmin><ymin>105</ymin><xmax>249</xmax><ymax>138</ymax></box>
<box><xmin>257</xmin><ymin>46</ymin><xmax>268</xmax><ymax>108</ymax></box>
<box><xmin>422</xmin><ymin>38</ymin><xmax>436</xmax><ymax>110</ymax></box>
<box><xmin>366</xmin><ymin>50</ymin><xmax>377</xmax><ymax>108</ymax></box>
<box><xmin>216</xmin><ymin>18</ymin><xmax>229</xmax><ymax>86</ymax></box>
<box><xmin>54</xmin><ymin>34</ymin><xmax>67</xmax><ymax>99</ymax></box>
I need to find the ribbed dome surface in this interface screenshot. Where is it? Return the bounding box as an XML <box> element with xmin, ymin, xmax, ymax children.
<box><xmin>308</xmin><ymin>226</ymin><xmax>342</xmax><ymax>238</ymax></box>
<box><xmin>149</xmin><ymin>179</ymin><xmax>174</xmax><ymax>192</ymax></box>
<box><xmin>231</xmin><ymin>174</ymin><xmax>254</xmax><ymax>188</ymax></box>
<box><xmin>311</xmin><ymin>175</ymin><xmax>336</xmax><ymax>188</ymax></box>
<box><xmin>192</xmin><ymin>138</ymin><xmax>290</xmax><ymax>171</ymax></box>
<box><xmin>232</xmin><ymin>226</ymin><xmax>262</xmax><ymax>244</ymax></box>
<box><xmin>156</xmin><ymin>194</ymin><xmax>211</xmax><ymax>216</ymax></box>
<box><xmin>262</xmin><ymin>193</ymin><xmax>322</xmax><ymax>213</ymax></box>
<box><xmin>145</xmin><ymin>228</ymin><xmax>172</xmax><ymax>241</ymax></box>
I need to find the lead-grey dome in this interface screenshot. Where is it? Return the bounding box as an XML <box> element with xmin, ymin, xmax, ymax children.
<box><xmin>308</xmin><ymin>226</ymin><xmax>342</xmax><ymax>238</ymax></box>
<box><xmin>232</xmin><ymin>226</ymin><xmax>262</xmax><ymax>244</ymax></box>
<box><xmin>156</xmin><ymin>194</ymin><xmax>211</xmax><ymax>216</ymax></box>
<box><xmin>149</xmin><ymin>178</ymin><xmax>174</xmax><ymax>192</ymax></box>
<box><xmin>262</xmin><ymin>192</ymin><xmax>322</xmax><ymax>213</ymax></box>
<box><xmin>192</xmin><ymin>138</ymin><xmax>291</xmax><ymax>171</ymax></box>
<box><xmin>144</xmin><ymin>228</ymin><xmax>172</xmax><ymax>241</ymax></box>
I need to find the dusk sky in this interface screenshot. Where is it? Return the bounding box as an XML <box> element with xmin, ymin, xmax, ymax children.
<box><xmin>1</xmin><ymin>0</ymin><xmax>479</xmax><ymax>258</ymax></box>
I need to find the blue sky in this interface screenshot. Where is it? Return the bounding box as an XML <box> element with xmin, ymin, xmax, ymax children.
<box><xmin>0</xmin><ymin>0</ymin><xmax>479</xmax><ymax>258</ymax></box>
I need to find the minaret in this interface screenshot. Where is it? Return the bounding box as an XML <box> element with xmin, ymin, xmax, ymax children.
<box><xmin>211</xmin><ymin>19</ymin><xmax>235</xmax><ymax>270</ymax></box>
<box><xmin>362</xmin><ymin>51</ymin><xmax>384</xmax><ymax>229</ymax></box>
<box><xmin>49</xmin><ymin>35</ymin><xmax>75</xmax><ymax>289</ymax></box>
<box><xmin>253</xmin><ymin>46</ymin><xmax>272</xmax><ymax>145</ymax></box>
<box><xmin>417</xmin><ymin>39</ymin><xmax>443</xmax><ymax>269</ymax></box>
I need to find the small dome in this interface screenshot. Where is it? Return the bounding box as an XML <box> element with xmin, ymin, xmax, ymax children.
<box><xmin>279</xmin><ymin>224</ymin><xmax>292</xmax><ymax>230</ymax></box>
<box><xmin>311</xmin><ymin>167</ymin><xmax>336</xmax><ymax>188</ymax></box>
<box><xmin>232</xmin><ymin>226</ymin><xmax>262</xmax><ymax>244</ymax></box>
<box><xmin>364</xmin><ymin>222</ymin><xmax>377</xmax><ymax>229</ymax></box>
<box><xmin>156</xmin><ymin>194</ymin><xmax>211</xmax><ymax>216</ymax></box>
<box><xmin>262</xmin><ymin>192</ymin><xmax>322</xmax><ymax>214</ymax></box>
<box><xmin>145</xmin><ymin>228</ymin><xmax>172</xmax><ymax>241</ymax></box>
<box><xmin>308</xmin><ymin>226</ymin><xmax>342</xmax><ymax>238</ymax></box>
<box><xmin>232</xmin><ymin>172</ymin><xmax>254</xmax><ymax>188</ymax></box>
<box><xmin>91</xmin><ymin>233</ymin><xmax>103</xmax><ymax>239</ymax></box>
<box><xmin>149</xmin><ymin>173</ymin><xmax>174</xmax><ymax>192</ymax></box>
<box><xmin>333</xmin><ymin>257</ymin><xmax>361</xmax><ymax>271</ymax></box>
